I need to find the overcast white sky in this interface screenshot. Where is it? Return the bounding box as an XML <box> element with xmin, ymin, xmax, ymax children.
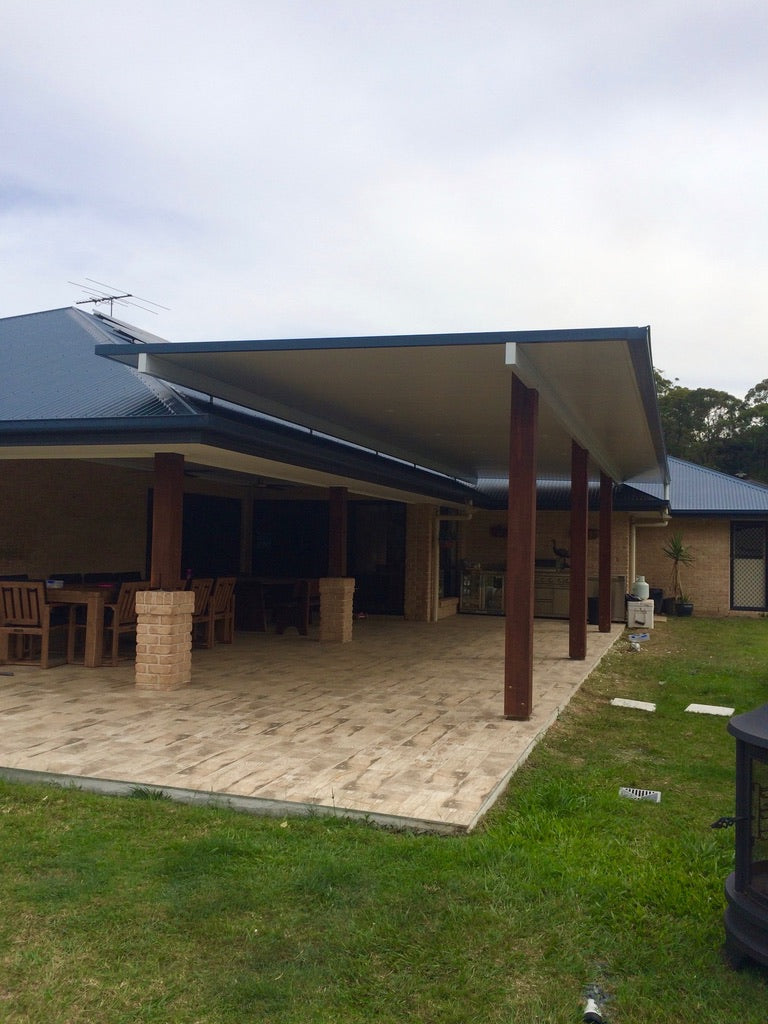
<box><xmin>2</xmin><ymin>0</ymin><xmax>766</xmax><ymax>397</ymax></box>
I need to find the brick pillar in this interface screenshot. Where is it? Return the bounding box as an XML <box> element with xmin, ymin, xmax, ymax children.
<box><xmin>404</xmin><ymin>504</ymin><xmax>435</xmax><ymax>621</ymax></box>
<box><xmin>319</xmin><ymin>577</ymin><xmax>355</xmax><ymax>643</ymax></box>
<box><xmin>135</xmin><ymin>589</ymin><xmax>194</xmax><ymax>690</ymax></box>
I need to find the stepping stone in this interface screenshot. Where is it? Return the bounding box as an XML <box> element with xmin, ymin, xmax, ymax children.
<box><xmin>611</xmin><ymin>698</ymin><xmax>656</xmax><ymax>712</ymax></box>
<box><xmin>684</xmin><ymin>703</ymin><xmax>734</xmax><ymax>717</ymax></box>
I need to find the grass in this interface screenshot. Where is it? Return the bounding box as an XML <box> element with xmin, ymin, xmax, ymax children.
<box><xmin>1</xmin><ymin>617</ymin><xmax>768</xmax><ymax>1022</ymax></box>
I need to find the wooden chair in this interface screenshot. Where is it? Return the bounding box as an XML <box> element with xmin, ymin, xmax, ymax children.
<box><xmin>0</xmin><ymin>581</ymin><xmax>74</xmax><ymax>669</ymax></box>
<box><xmin>274</xmin><ymin>578</ymin><xmax>319</xmax><ymax>636</ymax></box>
<box><xmin>100</xmin><ymin>580</ymin><xmax>143</xmax><ymax>666</ymax></box>
<box><xmin>199</xmin><ymin>576</ymin><xmax>236</xmax><ymax>648</ymax></box>
<box><xmin>189</xmin><ymin>578</ymin><xmax>214</xmax><ymax>646</ymax></box>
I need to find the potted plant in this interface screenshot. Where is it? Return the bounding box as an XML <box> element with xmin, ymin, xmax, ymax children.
<box><xmin>661</xmin><ymin>532</ymin><xmax>694</xmax><ymax>616</ymax></box>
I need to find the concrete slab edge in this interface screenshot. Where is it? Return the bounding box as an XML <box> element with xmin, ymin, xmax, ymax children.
<box><xmin>0</xmin><ymin>765</ymin><xmax>465</xmax><ymax>836</ymax></box>
<box><xmin>468</xmin><ymin>628</ymin><xmax>626</xmax><ymax>832</ymax></box>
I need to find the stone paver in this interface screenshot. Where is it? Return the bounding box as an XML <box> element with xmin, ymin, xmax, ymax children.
<box><xmin>0</xmin><ymin>615</ymin><xmax>621</xmax><ymax>832</ymax></box>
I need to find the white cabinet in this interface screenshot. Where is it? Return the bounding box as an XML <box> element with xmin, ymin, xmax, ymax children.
<box><xmin>535</xmin><ymin>571</ymin><xmax>626</xmax><ymax>620</ymax></box>
<box><xmin>534</xmin><ymin>571</ymin><xmax>570</xmax><ymax>618</ymax></box>
<box><xmin>463</xmin><ymin>570</ymin><xmax>626</xmax><ymax>620</ymax></box>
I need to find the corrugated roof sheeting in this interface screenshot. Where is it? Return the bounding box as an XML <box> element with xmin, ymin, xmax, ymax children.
<box><xmin>476</xmin><ymin>477</ymin><xmax>666</xmax><ymax>511</ymax></box>
<box><xmin>476</xmin><ymin>459</ymin><xmax>768</xmax><ymax>515</ymax></box>
<box><xmin>0</xmin><ymin>308</ymin><xmax>196</xmax><ymax>421</ymax></box>
<box><xmin>655</xmin><ymin>457</ymin><xmax>768</xmax><ymax>515</ymax></box>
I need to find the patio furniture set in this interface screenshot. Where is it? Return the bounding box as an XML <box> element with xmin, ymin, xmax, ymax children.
<box><xmin>0</xmin><ymin>575</ymin><xmax>236</xmax><ymax>670</ymax></box>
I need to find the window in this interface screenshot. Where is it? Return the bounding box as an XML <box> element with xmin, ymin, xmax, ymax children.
<box><xmin>732</xmin><ymin>522</ymin><xmax>767</xmax><ymax>611</ymax></box>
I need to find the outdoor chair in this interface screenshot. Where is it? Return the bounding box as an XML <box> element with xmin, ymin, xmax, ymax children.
<box><xmin>274</xmin><ymin>578</ymin><xmax>319</xmax><ymax>636</ymax></box>
<box><xmin>197</xmin><ymin>575</ymin><xmax>236</xmax><ymax>648</ymax></box>
<box><xmin>189</xmin><ymin>578</ymin><xmax>214</xmax><ymax>646</ymax></box>
<box><xmin>68</xmin><ymin>579</ymin><xmax>143</xmax><ymax>667</ymax></box>
<box><xmin>103</xmin><ymin>580</ymin><xmax>145</xmax><ymax>666</ymax></box>
<box><xmin>0</xmin><ymin>580</ymin><xmax>74</xmax><ymax>669</ymax></box>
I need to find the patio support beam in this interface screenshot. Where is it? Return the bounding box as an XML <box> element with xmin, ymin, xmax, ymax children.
<box><xmin>150</xmin><ymin>452</ymin><xmax>185</xmax><ymax>589</ymax></box>
<box><xmin>504</xmin><ymin>374</ymin><xmax>538</xmax><ymax>721</ymax></box>
<box><xmin>598</xmin><ymin>471</ymin><xmax>613</xmax><ymax>633</ymax></box>
<box><xmin>328</xmin><ymin>487</ymin><xmax>348</xmax><ymax>577</ymax></box>
<box><xmin>569</xmin><ymin>441</ymin><xmax>588</xmax><ymax>660</ymax></box>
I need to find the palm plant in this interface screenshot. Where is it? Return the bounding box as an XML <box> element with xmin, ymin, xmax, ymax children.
<box><xmin>662</xmin><ymin>532</ymin><xmax>694</xmax><ymax>603</ymax></box>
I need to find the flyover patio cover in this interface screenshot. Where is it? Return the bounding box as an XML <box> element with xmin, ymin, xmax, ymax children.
<box><xmin>99</xmin><ymin>325</ymin><xmax>668</xmax><ymax>718</ymax></box>
<box><xmin>99</xmin><ymin>326</ymin><xmax>666</xmax><ymax>486</ymax></box>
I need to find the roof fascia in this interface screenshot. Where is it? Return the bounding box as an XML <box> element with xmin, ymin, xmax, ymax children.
<box><xmin>95</xmin><ymin>329</ymin><xmax>513</xmax><ymax>365</ymax></box>
<box><xmin>0</xmin><ymin>413</ymin><xmax>478</xmax><ymax>506</ymax></box>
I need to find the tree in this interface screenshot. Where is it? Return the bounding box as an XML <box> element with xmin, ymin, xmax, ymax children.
<box><xmin>654</xmin><ymin>369</ymin><xmax>768</xmax><ymax>482</ymax></box>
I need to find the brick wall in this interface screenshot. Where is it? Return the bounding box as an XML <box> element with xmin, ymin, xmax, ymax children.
<box><xmin>0</xmin><ymin>460</ymin><xmax>150</xmax><ymax>577</ymax></box>
<box><xmin>0</xmin><ymin>459</ymin><xmax>249</xmax><ymax>581</ymax></box>
<box><xmin>1</xmin><ymin>460</ymin><xmax>747</xmax><ymax>618</ymax></box>
<box><xmin>461</xmin><ymin>509</ymin><xmax>741</xmax><ymax>617</ymax></box>
<box><xmin>635</xmin><ymin>518</ymin><xmax>732</xmax><ymax>616</ymax></box>
<box><xmin>460</xmin><ymin>509</ymin><xmax>632</xmax><ymax>581</ymax></box>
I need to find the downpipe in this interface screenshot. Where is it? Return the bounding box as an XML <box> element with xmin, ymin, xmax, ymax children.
<box><xmin>629</xmin><ymin>509</ymin><xmax>670</xmax><ymax>588</ymax></box>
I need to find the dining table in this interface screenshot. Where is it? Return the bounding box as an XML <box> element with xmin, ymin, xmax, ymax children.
<box><xmin>234</xmin><ymin>577</ymin><xmax>297</xmax><ymax>631</ymax></box>
<box><xmin>47</xmin><ymin>583</ymin><xmax>116</xmax><ymax>668</ymax></box>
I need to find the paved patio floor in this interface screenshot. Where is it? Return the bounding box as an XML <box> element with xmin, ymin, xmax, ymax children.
<box><xmin>0</xmin><ymin>615</ymin><xmax>622</xmax><ymax>833</ymax></box>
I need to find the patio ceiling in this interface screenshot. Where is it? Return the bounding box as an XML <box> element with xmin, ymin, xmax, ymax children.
<box><xmin>98</xmin><ymin>326</ymin><xmax>668</xmax><ymax>487</ymax></box>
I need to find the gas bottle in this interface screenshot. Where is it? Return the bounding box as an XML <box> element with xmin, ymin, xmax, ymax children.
<box><xmin>631</xmin><ymin>575</ymin><xmax>650</xmax><ymax>601</ymax></box>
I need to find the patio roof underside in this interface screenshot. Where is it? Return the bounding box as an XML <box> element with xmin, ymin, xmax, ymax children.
<box><xmin>99</xmin><ymin>326</ymin><xmax>667</xmax><ymax>496</ymax></box>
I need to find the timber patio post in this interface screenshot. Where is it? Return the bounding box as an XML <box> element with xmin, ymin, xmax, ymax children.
<box><xmin>328</xmin><ymin>486</ymin><xmax>348</xmax><ymax>577</ymax></box>
<box><xmin>504</xmin><ymin>374</ymin><xmax>538</xmax><ymax>720</ymax></box>
<box><xmin>150</xmin><ymin>452</ymin><xmax>185</xmax><ymax>589</ymax></box>
<box><xmin>598</xmin><ymin>471</ymin><xmax>613</xmax><ymax>633</ymax></box>
<box><xmin>569</xmin><ymin>440</ymin><xmax>588</xmax><ymax>660</ymax></box>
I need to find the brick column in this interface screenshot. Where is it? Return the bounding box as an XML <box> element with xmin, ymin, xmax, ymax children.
<box><xmin>404</xmin><ymin>504</ymin><xmax>435</xmax><ymax>621</ymax></box>
<box><xmin>135</xmin><ymin>589</ymin><xmax>194</xmax><ymax>690</ymax></box>
<box><xmin>318</xmin><ymin>577</ymin><xmax>355</xmax><ymax>643</ymax></box>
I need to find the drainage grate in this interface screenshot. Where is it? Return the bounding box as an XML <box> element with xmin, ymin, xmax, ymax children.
<box><xmin>619</xmin><ymin>786</ymin><xmax>661</xmax><ymax>803</ymax></box>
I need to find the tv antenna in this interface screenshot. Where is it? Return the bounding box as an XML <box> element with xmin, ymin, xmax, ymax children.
<box><xmin>69</xmin><ymin>278</ymin><xmax>170</xmax><ymax>317</ymax></box>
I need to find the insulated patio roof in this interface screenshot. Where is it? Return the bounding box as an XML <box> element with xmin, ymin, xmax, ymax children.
<box><xmin>98</xmin><ymin>326</ymin><xmax>668</xmax><ymax>487</ymax></box>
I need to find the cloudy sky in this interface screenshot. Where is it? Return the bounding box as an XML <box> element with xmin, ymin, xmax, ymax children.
<box><xmin>2</xmin><ymin>0</ymin><xmax>766</xmax><ymax>397</ymax></box>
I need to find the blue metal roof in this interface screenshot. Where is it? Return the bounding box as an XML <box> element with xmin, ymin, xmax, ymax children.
<box><xmin>476</xmin><ymin>477</ymin><xmax>666</xmax><ymax>511</ymax></box>
<box><xmin>0</xmin><ymin>307</ymin><xmax>481</xmax><ymax>506</ymax></box>
<box><xmin>0</xmin><ymin>307</ymin><xmax>196</xmax><ymax>421</ymax></box>
<box><xmin>633</xmin><ymin>456</ymin><xmax>768</xmax><ymax>516</ymax></box>
<box><xmin>477</xmin><ymin>459</ymin><xmax>768</xmax><ymax>515</ymax></box>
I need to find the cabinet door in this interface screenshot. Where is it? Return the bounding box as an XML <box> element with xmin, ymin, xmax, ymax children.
<box><xmin>552</xmin><ymin>588</ymin><xmax>570</xmax><ymax>617</ymax></box>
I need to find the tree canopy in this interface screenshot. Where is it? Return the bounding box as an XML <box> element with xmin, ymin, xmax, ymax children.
<box><xmin>655</xmin><ymin>370</ymin><xmax>768</xmax><ymax>482</ymax></box>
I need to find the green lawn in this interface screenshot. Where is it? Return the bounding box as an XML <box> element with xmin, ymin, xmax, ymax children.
<box><xmin>1</xmin><ymin>617</ymin><xmax>767</xmax><ymax>1023</ymax></box>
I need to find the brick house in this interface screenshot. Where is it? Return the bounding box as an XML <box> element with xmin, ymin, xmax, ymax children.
<box><xmin>0</xmin><ymin>306</ymin><xmax>674</xmax><ymax>717</ymax></box>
